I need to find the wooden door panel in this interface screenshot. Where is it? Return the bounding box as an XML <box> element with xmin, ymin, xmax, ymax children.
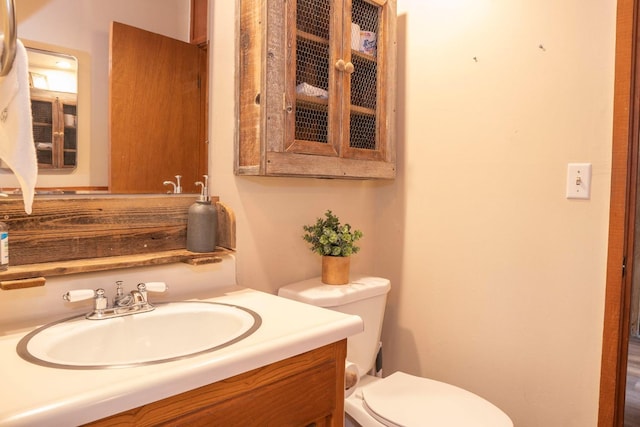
<box><xmin>110</xmin><ymin>22</ymin><xmax>205</xmax><ymax>193</ymax></box>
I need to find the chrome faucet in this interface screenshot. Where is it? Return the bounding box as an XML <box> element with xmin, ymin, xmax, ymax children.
<box><xmin>113</xmin><ymin>280</ymin><xmax>129</xmax><ymax>307</ymax></box>
<box><xmin>163</xmin><ymin>175</ymin><xmax>183</xmax><ymax>194</ymax></box>
<box><xmin>63</xmin><ymin>281</ymin><xmax>168</xmax><ymax>320</ymax></box>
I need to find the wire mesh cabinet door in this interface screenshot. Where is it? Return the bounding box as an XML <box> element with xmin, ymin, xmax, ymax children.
<box><xmin>30</xmin><ymin>94</ymin><xmax>77</xmax><ymax>169</ymax></box>
<box><xmin>237</xmin><ymin>0</ymin><xmax>397</xmax><ymax>179</ymax></box>
<box><xmin>341</xmin><ymin>0</ymin><xmax>393</xmax><ymax>162</ymax></box>
<box><xmin>284</xmin><ymin>0</ymin><xmax>339</xmax><ymax>157</ymax></box>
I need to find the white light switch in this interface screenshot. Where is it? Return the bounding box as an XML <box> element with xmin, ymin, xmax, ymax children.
<box><xmin>566</xmin><ymin>163</ymin><xmax>592</xmax><ymax>199</ymax></box>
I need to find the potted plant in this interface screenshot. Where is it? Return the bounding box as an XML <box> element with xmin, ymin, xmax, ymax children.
<box><xmin>302</xmin><ymin>210</ymin><xmax>363</xmax><ymax>285</ymax></box>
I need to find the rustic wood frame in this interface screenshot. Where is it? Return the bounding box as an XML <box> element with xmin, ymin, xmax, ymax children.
<box><xmin>0</xmin><ymin>195</ymin><xmax>235</xmax><ymax>283</ymax></box>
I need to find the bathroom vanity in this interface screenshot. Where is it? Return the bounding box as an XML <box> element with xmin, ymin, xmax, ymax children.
<box><xmin>88</xmin><ymin>341</ymin><xmax>346</xmax><ymax>426</ymax></box>
<box><xmin>0</xmin><ymin>197</ymin><xmax>361</xmax><ymax>424</ymax></box>
<box><xmin>0</xmin><ymin>257</ymin><xmax>362</xmax><ymax>426</ymax></box>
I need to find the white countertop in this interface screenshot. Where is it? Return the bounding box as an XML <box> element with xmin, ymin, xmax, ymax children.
<box><xmin>0</xmin><ymin>286</ymin><xmax>363</xmax><ymax>426</ymax></box>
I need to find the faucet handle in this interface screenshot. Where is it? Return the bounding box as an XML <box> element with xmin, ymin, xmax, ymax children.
<box><xmin>136</xmin><ymin>282</ymin><xmax>167</xmax><ymax>304</ymax></box>
<box><xmin>63</xmin><ymin>289</ymin><xmax>96</xmax><ymax>302</ymax></box>
<box><xmin>63</xmin><ymin>288</ymin><xmax>107</xmax><ymax>311</ymax></box>
<box><xmin>142</xmin><ymin>282</ymin><xmax>168</xmax><ymax>293</ymax></box>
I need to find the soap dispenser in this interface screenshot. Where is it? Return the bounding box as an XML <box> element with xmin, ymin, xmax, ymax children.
<box><xmin>187</xmin><ymin>175</ymin><xmax>217</xmax><ymax>252</ymax></box>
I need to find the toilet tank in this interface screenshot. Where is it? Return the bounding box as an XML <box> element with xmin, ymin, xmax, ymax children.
<box><xmin>278</xmin><ymin>275</ymin><xmax>391</xmax><ymax>377</ymax></box>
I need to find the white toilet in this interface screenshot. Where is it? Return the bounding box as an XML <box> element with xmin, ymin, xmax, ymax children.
<box><xmin>278</xmin><ymin>275</ymin><xmax>513</xmax><ymax>427</ymax></box>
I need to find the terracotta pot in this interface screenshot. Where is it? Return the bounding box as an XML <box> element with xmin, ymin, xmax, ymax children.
<box><xmin>321</xmin><ymin>256</ymin><xmax>350</xmax><ymax>285</ymax></box>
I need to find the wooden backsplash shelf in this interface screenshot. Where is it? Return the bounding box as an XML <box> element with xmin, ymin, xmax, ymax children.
<box><xmin>0</xmin><ymin>248</ymin><xmax>233</xmax><ymax>282</ymax></box>
<box><xmin>0</xmin><ymin>195</ymin><xmax>235</xmax><ymax>283</ymax></box>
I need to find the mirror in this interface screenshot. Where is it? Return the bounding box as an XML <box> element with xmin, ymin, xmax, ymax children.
<box><xmin>27</xmin><ymin>47</ymin><xmax>78</xmax><ymax>170</ymax></box>
<box><xmin>0</xmin><ymin>0</ymin><xmax>194</xmax><ymax>192</ymax></box>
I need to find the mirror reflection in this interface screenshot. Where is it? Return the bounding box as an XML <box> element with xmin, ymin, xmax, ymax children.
<box><xmin>27</xmin><ymin>48</ymin><xmax>77</xmax><ymax>170</ymax></box>
<box><xmin>0</xmin><ymin>0</ymin><xmax>195</xmax><ymax>193</ymax></box>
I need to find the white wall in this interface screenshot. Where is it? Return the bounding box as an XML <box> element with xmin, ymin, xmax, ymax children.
<box><xmin>210</xmin><ymin>1</ymin><xmax>616</xmax><ymax>426</ymax></box>
<box><xmin>0</xmin><ymin>0</ymin><xmax>190</xmax><ymax>189</ymax></box>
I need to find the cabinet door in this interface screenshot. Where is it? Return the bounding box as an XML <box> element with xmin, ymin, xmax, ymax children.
<box><xmin>341</xmin><ymin>0</ymin><xmax>391</xmax><ymax>162</ymax></box>
<box><xmin>110</xmin><ymin>22</ymin><xmax>206</xmax><ymax>194</ymax></box>
<box><xmin>59</xmin><ymin>101</ymin><xmax>77</xmax><ymax>168</ymax></box>
<box><xmin>285</xmin><ymin>0</ymin><xmax>342</xmax><ymax>157</ymax></box>
<box><xmin>31</xmin><ymin>98</ymin><xmax>55</xmax><ymax>168</ymax></box>
<box><xmin>285</xmin><ymin>0</ymin><xmax>392</xmax><ymax>161</ymax></box>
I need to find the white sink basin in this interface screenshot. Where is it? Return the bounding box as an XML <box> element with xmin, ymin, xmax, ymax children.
<box><xmin>16</xmin><ymin>301</ymin><xmax>261</xmax><ymax>369</ymax></box>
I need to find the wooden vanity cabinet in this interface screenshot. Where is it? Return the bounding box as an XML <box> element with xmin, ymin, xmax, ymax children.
<box><xmin>85</xmin><ymin>340</ymin><xmax>347</xmax><ymax>426</ymax></box>
<box><xmin>30</xmin><ymin>90</ymin><xmax>77</xmax><ymax>169</ymax></box>
<box><xmin>237</xmin><ymin>0</ymin><xmax>397</xmax><ymax>179</ymax></box>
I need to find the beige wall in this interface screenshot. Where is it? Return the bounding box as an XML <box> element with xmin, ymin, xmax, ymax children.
<box><xmin>7</xmin><ymin>0</ymin><xmax>614</xmax><ymax>425</ymax></box>
<box><xmin>211</xmin><ymin>1</ymin><xmax>616</xmax><ymax>426</ymax></box>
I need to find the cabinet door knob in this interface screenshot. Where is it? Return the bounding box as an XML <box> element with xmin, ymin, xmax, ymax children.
<box><xmin>345</xmin><ymin>62</ymin><xmax>355</xmax><ymax>74</ymax></box>
<box><xmin>335</xmin><ymin>59</ymin><xmax>346</xmax><ymax>71</ymax></box>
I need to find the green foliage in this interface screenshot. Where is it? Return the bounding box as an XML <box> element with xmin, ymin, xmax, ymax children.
<box><xmin>302</xmin><ymin>210</ymin><xmax>363</xmax><ymax>257</ymax></box>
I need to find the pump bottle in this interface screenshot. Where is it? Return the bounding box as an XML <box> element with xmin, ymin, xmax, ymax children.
<box><xmin>186</xmin><ymin>175</ymin><xmax>217</xmax><ymax>252</ymax></box>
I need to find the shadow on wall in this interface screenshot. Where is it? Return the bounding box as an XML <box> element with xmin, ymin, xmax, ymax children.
<box><xmin>375</xmin><ymin>13</ymin><xmax>418</xmax><ymax>375</ymax></box>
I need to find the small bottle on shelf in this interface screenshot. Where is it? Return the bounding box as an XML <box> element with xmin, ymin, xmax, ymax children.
<box><xmin>0</xmin><ymin>222</ymin><xmax>9</xmax><ymax>270</ymax></box>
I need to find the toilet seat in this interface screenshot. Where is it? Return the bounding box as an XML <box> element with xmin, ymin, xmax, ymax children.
<box><xmin>359</xmin><ymin>372</ymin><xmax>513</xmax><ymax>427</ymax></box>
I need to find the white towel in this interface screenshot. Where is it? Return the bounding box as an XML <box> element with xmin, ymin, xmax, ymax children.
<box><xmin>0</xmin><ymin>38</ymin><xmax>37</xmax><ymax>214</ymax></box>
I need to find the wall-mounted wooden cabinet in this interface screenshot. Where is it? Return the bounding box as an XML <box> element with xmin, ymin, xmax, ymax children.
<box><xmin>31</xmin><ymin>89</ymin><xmax>77</xmax><ymax>169</ymax></box>
<box><xmin>237</xmin><ymin>0</ymin><xmax>397</xmax><ymax>179</ymax></box>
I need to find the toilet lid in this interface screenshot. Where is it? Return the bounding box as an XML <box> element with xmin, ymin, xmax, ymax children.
<box><xmin>361</xmin><ymin>372</ymin><xmax>512</xmax><ymax>427</ymax></box>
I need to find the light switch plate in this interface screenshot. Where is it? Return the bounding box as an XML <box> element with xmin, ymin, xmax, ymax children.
<box><xmin>566</xmin><ymin>163</ymin><xmax>592</xmax><ymax>199</ymax></box>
